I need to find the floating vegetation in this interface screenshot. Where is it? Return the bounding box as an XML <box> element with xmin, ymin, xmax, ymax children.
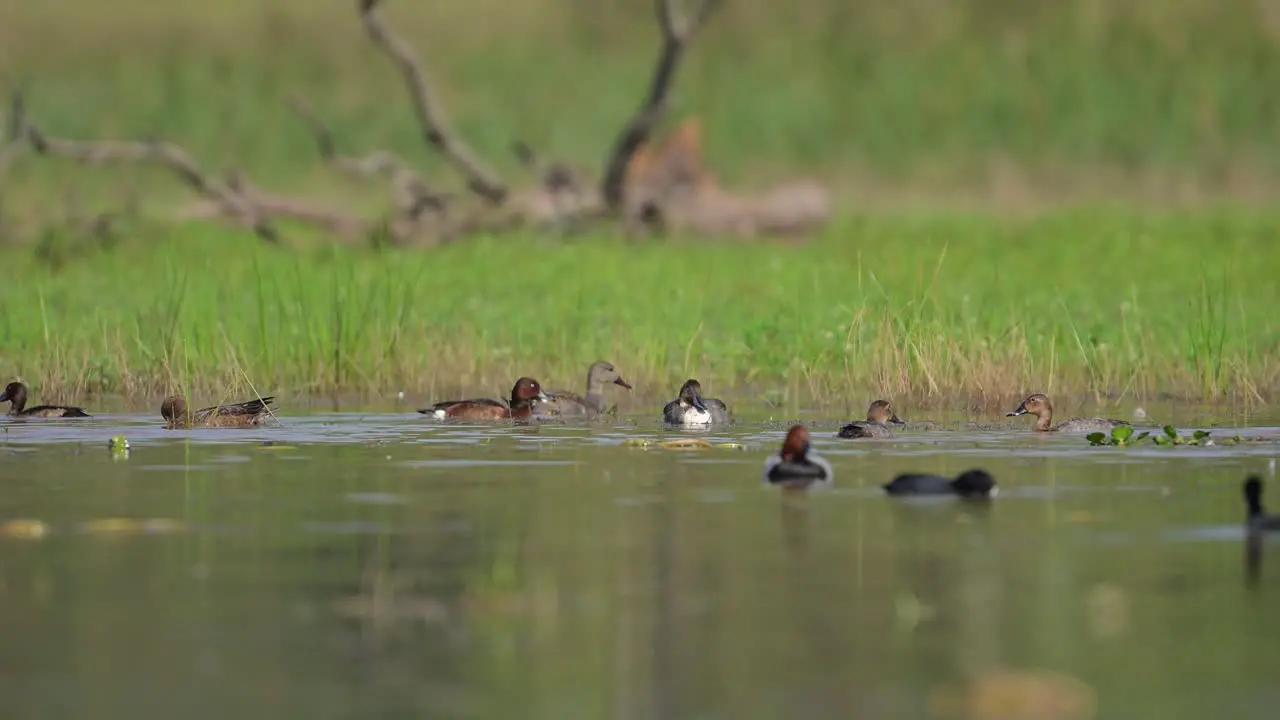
<box><xmin>108</xmin><ymin>435</ymin><xmax>130</xmax><ymax>460</ymax></box>
<box><xmin>1087</xmin><ymin>425</ymin><xmax>1244</xmax><ymax>448</ymax></box>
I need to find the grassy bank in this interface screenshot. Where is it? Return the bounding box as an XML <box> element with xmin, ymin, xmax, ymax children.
<box><xmin>0</xmin><ymin>211</ymin><xmax>1275</xmax><ymax>408</ymax></box>
<box><xmin>4</xmin><ymin>0</ymin><xmax>1280</xmax><ymax>210</ymax></box>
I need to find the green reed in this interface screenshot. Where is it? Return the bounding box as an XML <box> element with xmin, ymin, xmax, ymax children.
<box><xmin>0</xmin><ymin>211</ymin><xmax>1274</xmax><ymax>407</ymax></box>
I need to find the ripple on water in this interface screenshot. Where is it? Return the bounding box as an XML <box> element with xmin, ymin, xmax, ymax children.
<box><xmin>400</xmin><ymin>459</ymin><xmax>582</xmax><ymax>469</ymax></box>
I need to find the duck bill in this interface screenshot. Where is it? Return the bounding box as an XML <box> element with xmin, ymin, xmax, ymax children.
<box><xmin>890</xmin><ymin>414</ymin><xmax>905</xmax><ymax>424</ymax></box>
<box><xmin>1006</xmin><ymin>404</ymin><xmax>1028</xmax><ymax>417</ymax></box>
<box><xmin>690</xmin><ymin>394</ymin><xmax>709</xmax><ymax>413</ymax></box>
<box><xmin>614</xmin><ymin>377</ymin><xmax>633</xmax><ymax>390</ymax></box>
<box><xmin>536</xmin><ymin>390</ymin><xmax>550</xmax><ymax>401</ymax></box>
<box><xmin>0</xmin><ymin>391</ymin><xmax>8</xmax><ymax>403</ymax></box>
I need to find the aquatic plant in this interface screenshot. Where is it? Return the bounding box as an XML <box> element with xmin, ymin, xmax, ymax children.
<box><xmin>1087</xmin><ymin>424</ymin><xmax>1246</xmax><ymax>447</ymax></box>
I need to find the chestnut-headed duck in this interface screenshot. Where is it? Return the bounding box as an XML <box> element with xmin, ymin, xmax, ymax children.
<box><xmin>0</xmin><ymin>381</ymin><xmax>91</xmax><ymax>418</ymax></box>
<box><xmin>883</xmin><ymin>469</ymin><xmax>997</xmax><ymax>498</ymax></box>
<box><xmin>536</xmin><ymin>361</ymin><xmax>632</xmax><ymax>417</ymax></box>
<box><xmin>763</xmin><ymin>425</ymin><xmax>833</xmax><ymax>488</ymax></box>
<box><xmin>662</xmin><ymin>379</ymin><xmax>730</xmax><ymax>426</ymax></box>
<box><xmin>161</xmin><ymin>394</ymin><xmax>276</xmax><ymax>429</ymax></box>
<box><xmin>420</xmin><ymin>377</ymin><xmax>549</xmax><ymax>421</ymax></box>
<box><xmin>837</xmin><ymin>399</ymin><xmax>905</xmax><ymax>439</ymax></box>
<box><xmin>1244</xmin><ymin>476</ymin><xmax>1280</xmax><ymax>532</ymax></box>
<box><xmin>1006</xmin><ymin>393</ymin><xmax>1129</xmax><ymax>433</ymax></box>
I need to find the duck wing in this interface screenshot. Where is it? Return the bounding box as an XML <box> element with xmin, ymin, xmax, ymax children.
<box><xmin>18</xmin><ymin>404</ymin><xmax>92</xmax><ymax>418</ymax></box>
<box><xmin>193</xmin><ymin>397</ymin><xmax>275</xmax><ymax>423</ymax></box>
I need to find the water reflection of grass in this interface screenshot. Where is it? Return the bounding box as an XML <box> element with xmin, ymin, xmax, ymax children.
<box><xmin>1</xmin><ymin>211</ymin><xmax>1273</xmax><ymax>405</ymax></box>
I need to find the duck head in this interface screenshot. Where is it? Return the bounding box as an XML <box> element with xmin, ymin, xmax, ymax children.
<box><xmin>867</xmin><ymin>399</ymin><xmax>905</xmax><ymax>424</ymax></box>
<box><xmin>781</xmin><ymin>424</ymin><xmax>811</xmax><ymax>461</ymax></box>
<box><xmin>0</xmin><ymin>381</ymin><xmax>28</xmax><ymax>407</ymax></box>
<box><xmin>678</xmin><ymin>379</ymin><xmax>709</xmax><ymax>413</ymax></box>
<box><xmin>953</xmin><ymin>469</ymin><xmax>997</xmax><ymax>498</ymax></box>
<box><xmin>160</xmin><ymin>395</ymin><xmax>190</xmax><ymax>422</ymax></box>
<box><xmin>588</xmin><ymin>361</ymin><xmax>633</xmax><ymax>390</ymax></box>
<box><xmin>1007</xmin><ymin>393</ymin><xmax>1051</xmax><ymax>419</ymax></box>
<box><xmin>510</xmin><ymin>377</ymin><xmax>550</xmax><ymax>407</ymax></box>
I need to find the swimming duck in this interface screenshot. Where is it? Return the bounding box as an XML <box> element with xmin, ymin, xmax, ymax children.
<box><xmin>0</xmin><ymin>381</ymin><xmax>91</xmax><ymax>418</ymax></box>
<box><xmin>536</xmin><ymin>361</ymin><xmax>632</xmax><ymax>417</ymax></box>
<box><xmin>161</xmin><ymin>394</ymin><xmax>276</xmax><ymax>429</ymax></box>
<box><xmin>662</xmin><ymin>379</ymin><xmax>730</xmax><ymax>426</ymax></box>
<box><xmin>883</xmin><ymin>469</ymin><xmax>997</xmax><ymax>498</ymax></box>
<box><xmin>1244</xmin><ymin>476</ymin><xmax>1280</xmax><ymax>532</ymax></box>
<box><xmin>763</xmin><ymin>424</ymin><xmax>833</xmax><ymax>488</ymax></box>
<box><xmin>837</xmin><ymin>399</ymin><xmax>905</xmax><ymax>438</ymax></box>
<box><xmin>1006</xmin><ymin>393</ymin><xmax>1129</xmax><ymax>433</ymax></box>
<box><xmin>420</xmin><ymin>377</ymin><xmax>549</xmax><ymax>421</ymax></box>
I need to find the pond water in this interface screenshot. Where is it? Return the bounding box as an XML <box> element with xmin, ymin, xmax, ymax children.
<box><xmin>1</xmin><ymin>404</ymin><xmax>1279</xmax><ymax>719</ymax></box>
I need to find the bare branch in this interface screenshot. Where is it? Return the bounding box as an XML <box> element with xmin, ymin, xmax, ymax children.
<box><xmin>358</xmin><ymin>0</ymin><xmax>507</xmax><ymax>204</ymax></box>
<box><xmin>25</xmin><ymin>123</ymin><xmax>281</xmax><ymax>242</ymax></box>
<box><xmin>0</xmin><ymin>90</ymin><xmax>29</xmax><ymax>174</ymax></box>
<box><xmin>601</xmin><ymin>0</ymin><xmax>723</xmax><ymax>214</ymax></box>
<box><xmin>287</xmin><ymin>96</ymin><xmax>450</xmax><ymax>220</ymax></box>
<box><xmin>225</xmin><ymin>171</ymin><xmax>367</xmax><ymax>237</ymax></box>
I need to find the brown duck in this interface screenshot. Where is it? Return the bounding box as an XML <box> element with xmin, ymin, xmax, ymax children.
<box><xmin>0</xmin><ymin>381</ymin><xmax>91</xmax><ymax>418</ymax></box>
<box><xmin>161</xmin><ymin>394</ymin><xmax>276</xmax><ymax>429</ymax></box>
<box><xmin>419</xmin><ymin>377</ymin><xmax>549</xmax><ymax>421</ymax></box>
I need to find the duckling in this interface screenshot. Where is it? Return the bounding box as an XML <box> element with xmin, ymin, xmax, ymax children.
<box><xmin>1244</xmin><ymin>476</ymin><xmax>1280</xmax><ymax>532</ymax></box>
<box><xmin>663</xmin><ymin>379</ymin><xmax>730</xmax><ymax>426</ymax></box>
<box><xmin>421</xmin><ymin>377</ymin><xmax>549</xmax><ymax>421</ymax></box>
<box><xmin>883</xmin><ymin>469</ymin><xmax>997</xmax><ymax>498</ymax></box>
<box><xmin>0</xmin><ymin>381</ymin><xmax>91</xmax><ymax>418</ymax></box>
<box><xmin>837</xmin><ymin>399</ymin><xmax>905</xmax><ymax>438</ymax></box>
<box><xmin>763</xmin><ymin>425</ymin><xmax>833</xmax><ymax>488</ymax></box>
<box><xmin>536</xmin><ymin>361</ymin><xmax>632</xmax><ymax>417</ymax></box>
<box><xmin>161</xmin><ymin>395</ymin><xmax>276</xmax><ymax>429</ymax></box>
<box><xmin>1006</xmin><ymin>393</ymin><xmax>1128</xmax><ymax>433</ymax></box>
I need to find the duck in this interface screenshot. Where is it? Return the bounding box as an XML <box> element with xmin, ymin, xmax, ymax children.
<box><xmin>883</xmin><ymin>469</ymin><xmax>997</xmax><ymax>498</ymax></box>
<box><xmin>535</xmin><ymin>361</ymin><xmax>632</xmax><ymax>417</ymax></box>
<box><xmin>1006</xmin><ymin>393</ymin><xmax>1129</xmax><ymax>433</ymax></box>
<box><xmin>0</xmin><ymin>381</ymin><xmax>91</xmax><ymax>418</ymax></box>
<box><xmin>837</xmin><ymin>399</ymin><xmax>905</xmax><ymax>438</ymax></box>
<box><xmin>161</xmin><ymin>394</ymin><xmax>276</xmax><ymax>429</ymax></box>
<box><xmin>763</xmin><ymin>424</ymin><xmax>833</xmax><ymax>488</ymax></box>
<box><xmin>1243</xmin><ymin>476</ymin><xmax>1280</xmax><ymax>532</ymax></box>
<box><xmin>662</xmin><ymin>379</ymin><xmax>730</xmax><ymax>426</ymax></box>
<box><xmin>419</xmin><ymin>377</ymin><xmax>549</xmax><ymax>421</ymax></box>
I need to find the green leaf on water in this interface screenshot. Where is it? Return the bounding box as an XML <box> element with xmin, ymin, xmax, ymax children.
<box><xmin>1086</xmin><ymin>432</ymin><xmax>1107</xmax><ymax>446</ymax></box>
<box><xmin>1193</xmin><ymin>430</ymin><xmax>1210</xmax><ymax>442</ymax></box>
<box><xmin>1134</xmin><ymin>432</ymin><xmax>1150</xmax><ymax>442</ymax></box>
<box><xmin>1154</xmin><ymin>434</ymin><xmax>1173</xmax><ymax>446</ymax></box>
<box><xmin>1112</xmin><ymin>426</ymin><xmax>1134</xmax><ymax>444</ymax></box>
<box><xmin>1163</xmin><ymin>425</ymin><xmax>1178</xmax><ymax>439</ymax></box>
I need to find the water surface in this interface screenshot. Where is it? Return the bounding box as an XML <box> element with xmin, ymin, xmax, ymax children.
<box><xmin>1</xmin><ymin>408</ymin><xmax>1279</xmax><ymax>719</ymax></box>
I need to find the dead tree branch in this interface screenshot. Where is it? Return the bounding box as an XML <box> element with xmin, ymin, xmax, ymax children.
<box><xmin>600</xmin><ymin>0</ymin><xmax>723</xmax><ymax>214</ymax></box>
<box><xmin>358</xmin><ymin>0</ymin><xmax>507</xmax><ymax>204</ymax></box>
<box><xmin>287</xmin><ymin>96</ymin><xmax>450</xmax><ymax>221</ymax></box>
<box><xmin>0</xmin><ymin>91</ymin><xmax>30</xmax><ymax>175</ymax></box>
<box><xmin>25</xmin><ymin>121</ymin><xmax>282</xmax><ymax>242</ymax></box>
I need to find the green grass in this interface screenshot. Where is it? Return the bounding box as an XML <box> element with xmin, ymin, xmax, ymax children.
<box><xmin>3</xmin><ymin>1</ymin><xmax>1279</xmax><ymax>408</ymax></box>
<box><xmin>3</xmin><ymin>0</ymin><xmax>1280</xmax><ymax>209</ymax></box>
<box><xmin>1</xmin><ymin>211</ymin><xmax>1276</xmax><ymax>407</ymax></box>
